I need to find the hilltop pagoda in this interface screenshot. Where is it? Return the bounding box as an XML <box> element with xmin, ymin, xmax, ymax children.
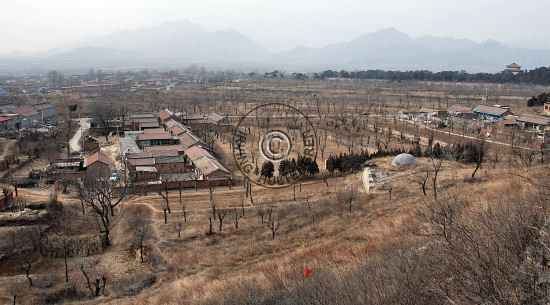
<box><xmin>505</xmin><ymin>63</ymin><xmax>521</xmax><ymax>75</ymax></box>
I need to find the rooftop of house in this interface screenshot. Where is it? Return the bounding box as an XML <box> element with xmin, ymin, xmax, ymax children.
<box><xmin>419</xmin><ymin>107</ymin><xmax>445</xmax><ymax>113</ymax></box>
<box><xmin>164</xmin><ymin>119</ymin><xmax>179</xmax><ymax>129</ymax></box>
<box><xmin>135</xmin><ymin>166</ymin><xmax>158</xmax><ymax>173</ymax></box>
<box><xmin>185</xmin><ymin>115</ymin><xmax>207</xmax><ymax>121</ymax></box>
<box><xmin>185</xmin><ymin>145</ymin><xmax>215</xmax><ymax>162</ymax></box>
<box><xmin>140</xmin><ymin>122</ymin><xmax>161</xmax><ymax>128</ymax></box>
<box><xmin>31</xmin><ymin>102</ymin><xmax>55</xmax><ymax>110</ymax></box>
<box><xmin>193</xmin><ymin>155</ymin><xmax>230</xmax><ymax>176</ymax></box>
<box><xmin>473</xmin><ymin>105</ymin><xmax>511</xmax><ymax>116</ymax></box>
<box><xmin>137</xmin><ymin>132</ymin><xmax>173</xmax><ymax>141</ymax></box>
<box><xmin>128</xmin><ymin>158</ymin><xmax>155</xmax><ymax>167</ymax></box>
<box><xmin>448</xmin><ymin>105</ymin><xmax>473</xmax><ymax>113</ymax></box>
<box><xmin>154</xmin><ymin>155</ymin><xmax>187</xmax><ymax>164</ymax></box>
<box><xmin>84</xmin><ymin>151</ymin><xmax>110</xmax><ymax>167</ymax></box>
<box><xmin>207</xmin><ymin>113</ymin><xmax>224</xmax><ymax>122</ymax></box>
<box><xmin>169</xmin><ymin>125</ymin><xmax>186</xmax><ymax>136</ymax></box>
<box><xmin>517</xmin><ymin>114</ymin><xmax>550</xmax><ymax>125</ymax></box>
<box><xmin>127</xmin><ymin>152</ymin><xmax>153</xmax><ymax>159</ymax></box>
<box><xmin>178</xmin><ymin>132</ymin><xmax>205</xmax><ymax>148</ymax></box>
<box><xmin>143</xmin><ymin>128</ymin><xmax>166</xmax><ymax>134</ymax></box>
<box><xmin>13</xmin><ymin>105</ymin><xmax>39</xmax><ymax>117</ymax></box>
<box><xmin>158</xmin><ymin>109</ymin><xmax>173</xmax><ymax>120</ymax></box>
<box><xmin>131</xmin><ymin>117</ymin><xmax>159</xmax><ymax>124</ymax></box>
<box><xmin>143</xmin><ymin>144</ymin><xmax>185</xmax><ymax>153</ymax></box>
<box><xmin>129</xmin><ymin>113</ymin><xmax>156</xmax><ymax>120</ymax></box>
<box><xmin>500</xmin><ymin>118</ymin><xmax>517</xmax><ymax>125</ymax></box>
<box><xmin>151</xmin><ymin>150</ymin><xmax>179</xmax><ymax>157</ymax></box>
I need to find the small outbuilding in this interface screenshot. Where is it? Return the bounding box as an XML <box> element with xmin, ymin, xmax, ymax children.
<box><xmin>391</xmin><ymin>153</ymin><xmax>417</xmax><ymax>167</ymax></box>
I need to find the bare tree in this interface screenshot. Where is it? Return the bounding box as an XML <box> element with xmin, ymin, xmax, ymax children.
<box><xmin>80</xmin><ymin>263</ymin><xmax>107</xmax><ymax>297</ymax></box>
<box><xmin>257</xmin><ymin>206</ymin><xmax>265</xmax><ymax>224</ymax></box>
<box><xmin>338</xmin><ymin>186</ymin><xmax>357</xmax><ymax>212</ymax></box>
<box><xmin>268</xmin><ymin>214</ymin><xmax>280</xmax><ymax>239</ymax></box>
<box><xmin>217</xmin><ymin>208</ymin><xmax>227</xmax><ymax>232</ymax></box>
<box><xmin>76</xmin><ymin>175</ymin><xmax>126</xmax><ymax>246</ymax></box>
<box><xmin>471</xmin><ymin>138</ymin><xmax>486</xmax><ymax>179</ymax></box>
<box><xmin>174</xmin><ymin>216</ymin><xmax>184</xmax><ymax>239</ymax></box>
<box><xmin>429</xmin><ymin>152</ymin><xmax>444</xmax><ymax>200</ymax></box>
<box><xmin>91</xmin><ymin>102</ymin><xmax>116</xmax><ymax>141</ymax></box>
<box><xmin>267</xmin><ymin>206</ymin><xmax>274</xmax><ymax>223</ymax></box>
<box><xmin>127</xmin><ymin>214</ymin><xmax>151</xmax><ymax>263</ymax></box>
<box><xmin>515</xmin><ymin>149</ymin><xmax>538</xmax><ymax>169</ymax></box>
<box><xmin>20</xmin><ymin>250</ymin><xmax>35</xmax><ymax>287</ymax></box>
<box><xmin>233</xmin><ymin>209</ymin><xmax>243</xmax><ymax>229</ymax></box>
<box><xmin>414</xmin><ymin>167</ymin><xmax>430</xmax><ymax>196</ymax></box>
<box><xmin>207</xmin><ymin>217</ymin><xmax>213</xmax><ymax>235</ymax></box>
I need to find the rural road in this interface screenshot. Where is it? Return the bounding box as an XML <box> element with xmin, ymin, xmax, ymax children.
<box><xmin>363</xmin><ymin>114</ymin><xmax>532</xmax><ymax>151</ymax></box>
<box><xmin>69</xmin><ymin>118</ymin><xmax>91</xmax><ymax>153</ymax></box>
<box><xmin>395</xmin><ymin>117</ymin><xmax>533</xmax><ymax>150</ymax></box>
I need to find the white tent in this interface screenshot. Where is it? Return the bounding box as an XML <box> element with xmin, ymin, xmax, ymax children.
<box><xmin>391</xmin><ymin>153</ymin><xmax>417</xmax><ymax>167</ymax></box>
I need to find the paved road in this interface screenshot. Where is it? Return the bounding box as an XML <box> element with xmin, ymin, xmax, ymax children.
<box><xmin>69</xmin><ymin>118</ymin><xmax>91</xmax><ymax>153</ymax></box>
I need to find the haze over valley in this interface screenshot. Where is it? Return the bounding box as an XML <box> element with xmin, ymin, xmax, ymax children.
<box><xmin>2</xmin><ymin>20</ymin><xmax>550</xmax><ymax>73</ymax></box>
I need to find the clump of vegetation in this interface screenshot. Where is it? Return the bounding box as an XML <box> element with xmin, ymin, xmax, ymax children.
<box><xmin>527</xmin><ymin>92</ymin><xmax>550</xmax><ymax>107</ymax></box>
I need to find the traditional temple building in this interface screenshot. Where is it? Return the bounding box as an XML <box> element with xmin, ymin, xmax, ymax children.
<box><xmin>505</xmin><ymin>63</ymin><xmax>521</xmax><ymax>75</ymax></box>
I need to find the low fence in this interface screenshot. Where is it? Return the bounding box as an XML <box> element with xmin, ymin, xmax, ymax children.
<box><xmin>123</xmin><ymin>178</ymin><xmax>232</xmax><ymax>194</ymax></box>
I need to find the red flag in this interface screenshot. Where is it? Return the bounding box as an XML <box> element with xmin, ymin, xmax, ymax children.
<box><xmin>302</xmin><ymin>268</ymin><xmax>312</xmax><ymax>279</ymax></box>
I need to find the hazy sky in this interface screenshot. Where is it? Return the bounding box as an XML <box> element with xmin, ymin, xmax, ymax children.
<box><xmin>2</xmin><ymin>0</ymin><xmax>550</xmax><ymax>53</ymax></box>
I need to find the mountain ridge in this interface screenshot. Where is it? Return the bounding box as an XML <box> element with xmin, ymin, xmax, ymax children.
<box><xmin>2</xmin><ymin>21</ymin><xmax>549</xmax><ymax>73</ymax></box>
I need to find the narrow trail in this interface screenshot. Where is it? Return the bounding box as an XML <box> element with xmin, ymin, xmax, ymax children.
<box><xmin>69</xmin><ymin>118</ymin><xmax>91</xmax><ymax>153</ymax></box>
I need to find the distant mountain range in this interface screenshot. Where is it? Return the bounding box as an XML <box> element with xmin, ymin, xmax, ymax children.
<box><xmin>1</xmin><ymin>20</ymin><xmax>550</xmax><ymax>73</ymax></box>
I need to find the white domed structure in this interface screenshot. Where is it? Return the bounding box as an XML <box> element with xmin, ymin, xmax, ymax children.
<box><xmin>392</xmin><ymin>153</ymin><xmax>417</xmax><ymax>167</ymax></box>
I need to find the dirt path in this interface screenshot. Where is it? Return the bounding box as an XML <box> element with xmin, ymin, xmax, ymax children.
<box><xmin>69</xmin><ymin>118</ymin><xmax>91</xmax><ymax>153</ymax></box>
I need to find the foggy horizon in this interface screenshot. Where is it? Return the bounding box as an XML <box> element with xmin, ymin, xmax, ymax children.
<box><xmin>3</xmin><ymin>0</ymin><xmax>550</xmax><ymax>54</ymax></box>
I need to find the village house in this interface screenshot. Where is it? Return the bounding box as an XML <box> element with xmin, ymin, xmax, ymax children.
<box><xmin>143</xmin><ymin>144</ymin><xmax>186</xmax><ymax>155</ymax></box>
<box><xmin>178</xmin><ymin>132</ymin><xmax>206</xmax><ymax>150</ymax></box>
<box><xmin>419</xmin><ymin>108</ymin><xmax>448</xmax><ymax>118</ymax></box>
<box><xmin>84</xmin><ymin>150</ymin><xmax>111</xmax><ymax>177</ymax></box>
<box><xmin>397</xmin><ymin>109</ymin><xmax>415</xmax><ymax>120</ymax></box>
<box><xmin>157</xmin><ymin>109</ymin><xmax>174</xmax><ymax>124</ymax></box>
<box><xmin>154</xmin><ymin>155</ymin><xmax>192</xmax><ymax>174</ymax></box>
<box><xmin>128</xmin><ymin>112</ymin><xmax>160</xmax><ymax>130</ymax></box>
<box><xmin>134</xmin><ymin>166</ymin><xmax>158</xmax><ymax>182</ymax></box>
<box><xmin>0</xmin><ymin>117</ymin><xmax>13</xmax><ymax>130</ymax></box>
<box><xmin>516</xmin><ymin>114</ymin><xmax>550</xmax><ymax>132</ymax></box>
<box><xmin>47</xmin><ymin>158</ymin><xmax>86</xmax><ymax>180</ymax></box>
<box><xmin>447</xmin><ymin>105</ymin><xmax>474</xmax><ymax>119</ymax></box>
<box><xmin>207</xmin><ymin>113</ymin><xmax>230</xmax><ymax>126</ymax></box>
<box><xmin>472</xmin><ymin>105</ymin><xmax>513</xmax><ymax>120</ymax></box>
<box><xmin>13</xmin><ymin>105</ymin><xmax>40</xmax><ymax>127</ymax></box>
<box><xmin>184</xmin><ymin>146</ymin><xmax>231</xmax><ymax>182</ymax></box>
<box><xmin>31</xmin><ymin>102</ymin><xmax>57</xmax><ymax>120</ymax></box>
<box><xmin>497</xmin><ymin>117</ymin><xmax>517</xmax><ymax>128</ymax></box>
<box><xmin>136</xmin><ymin>132</ymin><xmax>177</xmax><ymax>148</ymax></box>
